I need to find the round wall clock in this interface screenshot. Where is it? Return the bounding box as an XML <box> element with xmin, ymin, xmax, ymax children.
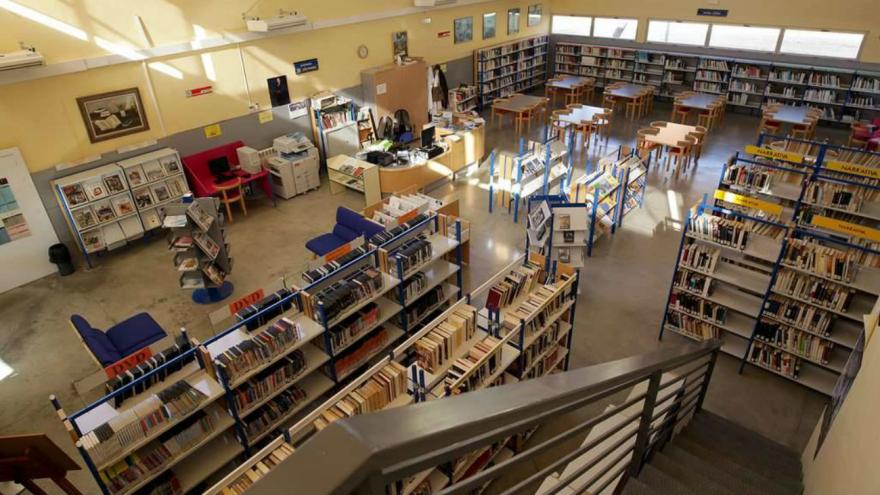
<box><xmin>357</xmin><ymin>45</ymin><xmax>369</xmax><ymax>59</ymax></box>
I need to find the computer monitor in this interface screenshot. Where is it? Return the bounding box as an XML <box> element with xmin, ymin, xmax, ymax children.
<box><xmin>208</xmin><ymin>156</ymin><xmax>231</xmax><ymax>177</ymax></box>
<box><xmin>421</xmin><ymin>125</ymin><xmax>436</xmax><ymax>148</ymax></box>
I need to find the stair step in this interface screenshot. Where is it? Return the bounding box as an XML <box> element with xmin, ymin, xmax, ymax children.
<box><xmin>664</xmin><ymin>443</ymin><xmax>794</xmax><ymax>495</ymax></box>
<box><xmin>685</xmin><ymin>419</ymin><xmax>802</xmax><ymax>482</ymax></box>
<box><xmin>621</xmin><ymin>478</ymin><xmax>658</xmax><ymax>495</ymax></box>
<box><xmin>639</xmin><ymin>464</ymin><xmax>700</xmax><ymax>495</ymax></box>
<box><xmin>695</xmin><ymin>412</ymin><xmax>801</xmax><ymax>461</ymax></box>
<box><xmin>649</xmin><ymin>450</ymin><xmax>738</xmax><ymax>495</ymax></box>
<box><xmin>674</xmin><ymin>434</ymin><xmax>801</xmax><ymax>495</ymax></box>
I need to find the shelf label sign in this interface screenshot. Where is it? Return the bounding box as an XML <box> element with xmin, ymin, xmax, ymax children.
<box><xmin>744</xmin><ymin>145</ymin><xmax>804</xmax><ymax>164</ymax></box>
<box><xmin>104</xmin><ymin>347</ymin><xmax>154</xmax><ymax>379</ymax></box>
<box><xmin>713</xmin><ymin>189</ymin><xmax>783</xmax><ymax>216</ymax></box>
<box><xmin>825</xmin><ymin>160</ymin><xmax>880</xmax><ymax>179</ymax></box>
<box><xmin>204</xmin><ymin>123</ymin><xmax>222</xmax><ymax>139</ymax></box>
<box><xmin>810</xmin><ymin>215</ymin><xmax>880</xmax><ymax>242</ymax></box>
<box><xmin>228</xmin><ymin>288</ymin><xmax>266</xmax><ymax>314</ymax></box>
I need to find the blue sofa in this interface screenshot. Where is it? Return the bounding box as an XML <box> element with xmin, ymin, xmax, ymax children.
<box><xmin>305</xmin><ymin>207</ymin><xmax>385</xmax><ymax>256</ymax></box>
<box><xmin>70</xmin><ymin>313</ymin><xmax>167</xmax><ymax>366</ymax></box>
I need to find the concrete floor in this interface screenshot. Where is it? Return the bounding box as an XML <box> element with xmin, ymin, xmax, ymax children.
<box><xmin>0</xmin><ymin>98</ymin><xmax>842</xmax><ymax>494</ymax></box>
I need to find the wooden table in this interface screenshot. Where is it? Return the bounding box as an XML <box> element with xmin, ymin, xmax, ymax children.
<box><xmin>492</xmin><ymin>94</ymin><xmax>548</xmax><ymax>134</ymax></box>
<box><xmin>646</xmin><ymin>123</ymin><xmax>698</xmax><ymax>147</ymax></box>
<box><xmin>559</xmin><ymin>105</ymin><xmax>604</xmax><ymax>126</ymax></box>
<box><xmin>548</xmin><ymin>76</ymin><xmax>594</xmax><ymax>90</ymax></box>
<box><xmin>606</xmin><ymin>84</ymin><xmax>649</xmax><ymax>100</ymax></box>
<box><xmin>678</xmin><ymin>93</ymin><xmax>720</xmax><ymax>111</ymax></box>
<box><xmin>769</xmin><ymin>105</ymin><xmax>811</xmax><ymax>125</ymax></box>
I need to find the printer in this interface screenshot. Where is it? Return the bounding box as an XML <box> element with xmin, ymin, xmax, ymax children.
<box><xmin>266</xmin><ymin>135</ymin><xmax>319</xmax><ymax>199</ymax></box>
<box><xmin>273</xmin><ymin>132</ymin><xmax>312</xmax><ymax>154</ymax></box>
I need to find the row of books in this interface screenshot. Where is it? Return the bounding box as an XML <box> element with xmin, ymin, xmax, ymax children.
<box><xmin>485</xmin><ymin>260</ymin><xmax>545</xmax><ymax>311</ymax></box>
<box><xmin>414</xmin><ymin>305</ymin><xmax>477</xmax><ymax>373</ymax></box>
<box><xmin>234</xmin><ymin>289</ymin><xmax>295</xmax><ymax>331</ymax></box>
<box><xmin>333</xmin><ymin>328</ymin><xmax>391</xmax><ymax>378</ymax></box>
<box><xmin>774</xmin><ymin>269</ymin><xmax>855</xmax><ymax>313</ymax></box>
<box><xmin>313</xmin><ymin>361</ymin><xmax>408</xmax><ymax>431</ymax></box>
<box><xmin>679</xmin><ymin>242</ymin><xmax>721</xmax><ymax>273</ymax></box>
<box><xmin>666</xmin><ymin>312</ymin><xmax>722</xmax><ymax>341</ymax></box>
<box><xmin>763</xmin><ymin>295</ymin><xmax>834</xmax><ymax>336</ymax></box>
<box><xmin>444</xmin><ymin>335</ymin><xmax>503</xmax><ymax>394</ymax></box>
<box><xmin>755</xmin><ymin>320</ymin><xmax>834</xmax><ymax>364</ymax></box>
<box><xmin>215</xmin><ymin>318</ymin><xmax>305</xmax><ymax>384</ymax></box>
<box><xmin>400</xmin><ymin>285</ymin><xmax>446</xmax><ymax>328</ymax></box>
<box><xmin>315</xmin><ymin>267</ymin><xmax>385</xmax><ymax>323</ymax></box>
<box><xmin>143</xmin><ymin>472</ymin><xmax>182</xmax><ymax>495</ymax></box>
<box><xmin>242</xmin><ymin>386</ymin><xmax>308</xmax><ymax>441</ymax></box>
<box><xmin>100</xmin><ymin>443</ymin><xmax>174</xmax><ymax>494</ymax></box>
<box><xmin>749</xmin><ymin>342</ymin><xmax>801</xmax><ymax>379</ymax></box>
<box><xmin>781</xmin><ymin>238</ymin><xmax>857</xmax><ymax>283</ymax></box>
<box><xmin>216</xmin><ymin>443</ymin><xmax>294</xmax><ymax>495</ymax></box>
<box><xmin>390</xmin><ymin>235</ymin><xmax>433</xmax><ymax>275</ymax></box>
<box><xmin>104</xmin><ymin>340</ymin><xmax>194</xmax><ymax>407</ymax></box>
<box><xmin>370</xmin><ymin>213</ymin><xmax>430</xmax><ymax>245</ymax></box>
<box><xmin>328</xmin><ymin>303</ymin><xmax>380</xmax><ymax>354</ymax></box>
<box><xmin>852</xmin><ymin>77</ymin><xmax>880</xmax><ymax>93</ymax></box>
<box><xmin>301</xmin><ymin>246</ymin><xmax>369</xmax><ymax>284</ymax></box>
<box><xmin>689</xmin><ymin>214</ymin><xmax>750</xmax><ymax>249</ymax></box>
<box><xmin>673</xmin><ymin>269</ymin><xmax>711</xmax><ymax>296</ymax></box>
<box><xmin>83</xmin><ymin>381</ymin><xmax>209</xmax><ymax>466</ymax></box>
<box><xmin>804</xmin><ymin>181</ymin><xmax>864</xmax><ymax>213</ymax></box>
<box><xmin>669</xmin><ymin>291</ymin><xmax>727</xmax><ymax>326</ymax></box>
<box><xmin>320</xmin><ymin>110</ymin><xmax>352</xmax><ymax>130</ymax></box>
<box><xmin>696</xmin><ymin>70</ymin><xmax>729</xmax><ymax>82</ymax></box>
<box><xmin>516</xmin><ymin>320</ymin><xmax>564</xmax><ymax>373</ymax></box>
<box><xmin>503</xmin><ymin>283</ymin><xmax>567</xmax><ymax>340</ymax></box>
<box><xmin>160</xmin><ymin>409</ymin><xmax>218</xmax><ymax>458</ymax></box>
<box><xmin>401</xmin><ymin>272</ymin><xmax>430</xmax><ymax>302</ymax></box>
<box><xmin>723</xmin><ymin>164</ymin><xmax>774</xmax><ymax>191</ymax></box>
<box><xmin>233</xmin><ymin>350</ymin><xmax>308</xmax><ymax>412</ymax></box>
<box><xmin>522</xmin><ymin>345</ymin><xmax>563</xmax><ymax>380</ymax></box>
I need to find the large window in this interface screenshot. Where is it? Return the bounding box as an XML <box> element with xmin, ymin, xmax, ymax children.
<box><xmin>646</xmin><ymin>20</ymin><xmax>709</xmax><ymax>46</ymax></box>
<box><xmin>592</xmin><ymin>17</ymin><xmax>638</xmax><ymax>40</ymax></box>
<box><xmin>709</xmin><ymin>24</ymin><xmax>780</xmax><ymax>52</ymax></box>
<box><xmin>780</xmin><ymin>29</ymin><xmax>864</xmax><ymax>59</ymax></box>
<box><xmin>551</xmin><ymin>15</ymin><xmax>592</xmax><ymax>37</ymax></box>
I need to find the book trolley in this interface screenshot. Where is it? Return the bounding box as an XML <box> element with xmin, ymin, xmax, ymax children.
<box><xmin>553</xmin><ymin>42</ymin><xmax>880</xmax><ymax>123</ymax></box>
<box><xmin>474</xmin><ymin>35</ymin><xmax>549</xmax><ymax>110</ymax></box>
<box><xmin>659</xmin><ymin>136</ymin><xmax>880</xmax><ymax>394</ymax></box>
<box><xmin>203</xmin><ymin>252</ymin><xmax>580</xmax><ymax>495</ymax></box>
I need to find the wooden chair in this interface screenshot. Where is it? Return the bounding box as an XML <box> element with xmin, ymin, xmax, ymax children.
<box><xmin>848</xmin><ymin>121</ymin><xmax>874</xmax><ymax>148</ymax></box>
<box><xmin>666</xmin><ymin>137</ymin><xmax>696</xmax><ymax>179</ymax></box>
<box><xmin>545</xmin><ymin>77</ymin><xmax>562</xmax><ymax>106</ymax></box>
<box><xmin>757</xmin><ymin>113</ymin><xmax>782</xmax><ymax>136</ymax></box>
<box><xmin>551</xmin><ymin>110</ymin><xmax>574</xmax><ymax>142</ymax></box>
<box><xmin>592</xmin><ymin>109</ymin><xmax>613</xmax><ymax>143</ymax></box>
<box><xmin>626</xmin><ymin>92</ymin><xmax>647</xmax><ymax>121</ymax></box>
<box><xmin>636</xmin><ymin>128</ymin><xmax>661</xmax><ymax>164</ymax></box>
<box><xmin>697</xmin><ymin>102</ymin><xmax>721</xmax><ymax>130</ymax></box>
<box><xmin>791</xmin><ymin>118</ymin><xmax>818</xmax><ymax>139</ymax></box>
<box><xmin>581</xmin><ymin>80</ymin><xmax>596</xmax><ymax>104</ymax></box>
<box><xmin>565</xmin><ymin>84</ymin><xmax>583</xmax><ymax>106</ymax></box>
<box><xmin>650</xmin><ymin>121</ymin><xmax>668</xmax><ymax>128</ymax></box>
<box><xmin>492</xmin><ymin>97</ymin><xmax>513</xmax><ymax>128</ymax></box>
<box><xmin>671</xmin><ymin>103</ymin><xmax>691</xmax><ymax>124</ymax></box>
<box><xmin>215</xmin><ymin>178</ymin><xmax>247</xmax><ymax>222</ymax></box>
<box><xmin>688</xmin><ymin>127</ymin><xmax>707</xmax><ymax>163</ymax></box>
<box><xmin>643</xmin><ymin>86</ymin><xmax>656</xmax><ymax>116</ymax></box>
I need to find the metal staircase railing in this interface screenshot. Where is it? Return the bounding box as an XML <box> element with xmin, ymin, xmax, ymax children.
<box><xmin>247</xmin><ymin>340</ymin><xmax>722</xmax><ymax>495</ymax></box>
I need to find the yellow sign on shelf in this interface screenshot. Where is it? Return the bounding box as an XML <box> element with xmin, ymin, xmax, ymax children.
<box><xmin>204</xmin><ymin>123</ymin><xmax>222</xmax><ymax>139</ymax></box>
<box><xmin>713</xmin><ymin>189</ymin><xmax>783</xmax><ymax>216</ymax></box>
<box><xmin>744</xmin><ymin>145</ymin><xmax>804</xmax><ymax>164</ymax></box>
<box><xmin>810</xmin><ymin>215</ymin><xmax>880</xmax><ymax>242</ymax></box>
<box><xmin>258</xmin><ymin>110</ymin><xmax>274</xmax><ymax>124</ymax></box>
<box><xmin>825</xmin><ymin>160</ymin><xmax>880</xmax><ymax>180</ymax></box>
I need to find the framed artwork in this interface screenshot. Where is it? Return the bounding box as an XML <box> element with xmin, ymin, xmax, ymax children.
<box><xmin>508</xmin><ymin>8</ymin><xmax>521</xmax><ymax>35</ymax></box>
<box><xmin>76</xmin><ymin>88</ymin><xmax>149</xmax><ymax>144</ymax></box>
<box><xmin>454</xmin><ymin>17</ymin><xmax>473</xmax><ymax>44</ymax></box>
<box><xmin>392</xmin><ymin>31</ymin><xmax>408</xmax><ymax>58</ymax></box>
<box><xmin>528</xmin><ymin>4</ymin><xmax>542</xmax><ymax>26</ymax></box>
<box><xmin>482</xmin><ymin>12</ymin><xmax>496</xmax><ymax>39</ymax></box>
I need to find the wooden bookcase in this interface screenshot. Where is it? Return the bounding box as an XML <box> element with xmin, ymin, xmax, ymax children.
<box><xmin>475</xmin><ymin>35</ymin><xmax>550</xmax><ymax>110</ymax></box>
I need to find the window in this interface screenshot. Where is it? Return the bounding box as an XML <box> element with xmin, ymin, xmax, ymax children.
<box><xmin>551</xmin><ymin>15</ymin><xmax>591</xmax><ymax>36</ymax></box>
<box><xmin>780</xmin><ymin>29</ymin><xmax>864</xmax><ymax>59</ymax></box>
<box><xmin>592</xmin><ymin>17</ymin><xmax>638</xmax><ymax>40</ymax></box>
<box><xmin>709</xmin><ymin>24</ymin><xmax>780</xmax><ymax>52</ymax></box>
<box><xmin>646</xmin><ymin>20</ymin><xmax>709</xmax><ymax>46</ymax></box>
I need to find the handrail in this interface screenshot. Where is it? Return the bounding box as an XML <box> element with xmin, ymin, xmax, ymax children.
<box><xmin>246</xmin><ymin>339</ymin><xmax>722</xmax><ymax>495</ymax></box>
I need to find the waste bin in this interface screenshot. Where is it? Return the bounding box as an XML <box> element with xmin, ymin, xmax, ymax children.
<box><xmin>48</xmin><ymin>243</ymin><xmax>74</xmax><ymax>276</ymax></box>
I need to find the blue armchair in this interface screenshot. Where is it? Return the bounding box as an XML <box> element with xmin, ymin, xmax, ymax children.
<box><xmin>306</xmin><ymin>207</ymin><xmax>385</xmax><ymax>256</ymax></box>
<box><xmin>70</xmin><ymin>313</ymin><xmax>167</xmax><ymax>367</ymax></box>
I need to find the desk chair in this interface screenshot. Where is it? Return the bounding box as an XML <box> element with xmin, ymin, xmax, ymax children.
<box><xmin>550</xmin><ymin>110</ymin><xmax>573</xmax><ymax>142</ymax></box>
<box><xmin>545</xmin><ymin>77</ymin><xmax>562</xmax><ymax>107</ymax></box>
<box><xmin>697</xmin><ymin>102</ymin><xmax>721</xmax><ymax>130</ymax></box>
<box><xmin>636</xmin><ymin>128</ymin><xmax>661</xmax><ymax>164</ymax></box>
<box><xmin>592</xmin><ymin>109</ymin><xmax>613</xmax><ymax>143</ymax></box>
<box><xmin>671</xmin><ymin>103</ymin><xmax>691</xmax><ymax>124</ymax></box>
<box><xmin>758</xmin><ymin>114</ymin><xmax>782</xmax><ymax>136</ymax></box>
<box><xmin>492</xmin><ymin>97</ymin><xmax>513</xmax><ymax>128</ymax></box>
<box><xmin>791</xmin><ymin>118</ymin><xmax>818</xmax><ymax>140</ymax></box>
<box><xmin>70</xmin><ymin>313</ymin><xmax>167</xmax><ymax>367</ymax></box>
<box><xmin>216</xmin><ymin>178</ymin><xmax>247</xmax><ymax>223</ymax></box>
<box><xmin>666</xmin><ymin>137</ymin><xmax>696</xmax><ymax>179</ymax></box>
<box><xmin>848</xmin><ymin>121</ymin><xmax>874</xmax><ymax>148</ymax></box>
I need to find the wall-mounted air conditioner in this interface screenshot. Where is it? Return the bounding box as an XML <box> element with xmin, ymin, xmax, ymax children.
<box><xmin>245</xmin><ymin>13</ymin><xmax>308</xmax><ymax>32</ymax></box>
<box><xmin>414</xmin><ymin>0</ymin><xmax>458</xmax><ymax>7</ymax></box>
<box><xmin>0</xmin><ymin>48</ymin><xmax>44</xmax><ymax>71</ymax></box>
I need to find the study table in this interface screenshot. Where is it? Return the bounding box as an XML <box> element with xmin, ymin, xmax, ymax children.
<box><xmin>547</xmin><ymin>76</ymin><xmax>595</xmax><ymax>105</ymax></box>
<box><xmin>492</xmin><ymin>94</ymin><xmax>549</xmax><ymax>134</ymax></box>
<box><xmin>646</xmin><ymin>123</ymin><xmax>699</xmax><ymax>148</ymax></box>
<box><xmin>558</xmin><ymin>105</ymin><xmax>605</xmax><ymax>126</ymax></box>
<box><xmin>678</xmin><ymin>93</ymin><xmax>721</xmax><ymax>111</ymax></box>
<box><xmin>768</xmin><ymin>105</ymin><xmax>811</xmax><ymax>125</ymax></box>
<box><xmin>605</xmin><ymin>84</ymin><xmax>650</xmax><ymax>100</ymax></box>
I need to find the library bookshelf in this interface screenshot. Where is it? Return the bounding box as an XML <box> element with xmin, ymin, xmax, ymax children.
<box><xmin>475</xmin><ymin>35</ymin><xmax>550</xmax><ymax>110</ymax></box>
<box><xmin>660</xmin><ymin>138</ymin><xmax>880</xmax><ymax>395</ymax></box>
<box><xmin>553</xmin><ymin>42</ymin><xmax>880</xmax><ymax>124</ymax></box>
<box><xmin>203</xmin><ymin>252</ymin><xmax>580</xmax><ymax>495</ymax></box>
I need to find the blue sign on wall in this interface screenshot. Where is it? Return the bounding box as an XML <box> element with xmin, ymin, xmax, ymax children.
<box><xmin>294</xmin><ymin>58</ymin><xmax>319</xmax><ymax>75</ymax></box>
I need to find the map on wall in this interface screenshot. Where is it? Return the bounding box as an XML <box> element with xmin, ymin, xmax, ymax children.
<box><xmin>0</xmin><ymin>177</ymin><xmax>32</xmax><ymax>244</ymax></box>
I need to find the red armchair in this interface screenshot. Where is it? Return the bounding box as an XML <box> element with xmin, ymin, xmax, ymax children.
<box><xmin>181</xmin><ymin>141</ymin><xmax>274</xmax><ymax>204</ymax></box>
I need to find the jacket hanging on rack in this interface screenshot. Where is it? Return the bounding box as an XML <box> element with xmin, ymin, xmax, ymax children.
<box><xmin>429</xmin><ymin>64</ymin><xmax>449</xmax><ymax>113</ymax></box>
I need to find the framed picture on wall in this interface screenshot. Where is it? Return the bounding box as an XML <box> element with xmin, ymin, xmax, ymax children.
<box><xmin>392</xmin><ymin>31</ymin><xmax>408</xmax><ymax>58</ymax></box>
<box><xmin>76</xmin><ymin>88</ymin><xmax>150</xmax><ymax>144</ymax></box>
<box><xmin>482</xmin><ymin>12</ymin><xmax>496</xmax><ymax>39</ymax></box>
<box><xmin>454</xmin><ymin>17</ymin><xmax>473</xmax><ymax>44</ymax></box>
<box><xmin>528</xmin><ymin>4</ymin><xmax>542</xmax><ymax>26</ymax></box>
<box><xmin>508</xmin><ymin>8</ymin><xmax>521</xmax><ymax>35</ymax></box>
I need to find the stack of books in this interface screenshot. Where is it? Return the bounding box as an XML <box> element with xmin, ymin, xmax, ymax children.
<box><xmin>774</xmin><ymin>269</ymin><xmax>855</xmax><ymax>312</ymax></box>
<box><xmin>679</xmin><ymin>243</ymin><xmax>721</xmax><ymax>273</ymax></box>
<box><xmin>313</xmin><ymin>362</ymin><xmax>408</xmax><ymax>430</ymax></box>
<box><xmin>314</xmin><ymin>267</ymin><xmax>385</xmax><ymax>322</ymax></box>
<box><xmin>781</xmin><ymin>239</ymin><xmax>857</xmax><ymax>282</ymax></box>
<box><xmin>690</xmin><ymin>214</ymin><xmax>749</xmax><ymax>249</ymax></box>
<box><xmin>215</xmin><ymin>319</ymin><xmax>305</xmax><ymax>384</ymax></box>
<box><xmin>485</xmin><ymin>261</ymin><xmax>545</xmax><ymax>311</ymax></box>
<box><xmin>328</xmin><ymin>304</ymin><xmax>380</xmax><ymax>353</ymax></box>
<box><xmin>242</xmin><ymin>386</ymin><xmax>309</xmax><ymax>441</ymax></box>
<box><xmin>444</xmin><ymin>335</ymin><xmax>503</xmax><ymax>394</ymax></box>
<box><xmin>217</xmin><ymin>444</ymin><xmax>294</xmax><ymax>494</ymax></box>
<box><xmin>233</xmin><ymin>350</ymin><xmax>307</xmax><ymax>412</ymax></box>
<box><xmin>414</xmin><ymin>305</ymin><xmax>477</xmax><ymax>372</ymax></box>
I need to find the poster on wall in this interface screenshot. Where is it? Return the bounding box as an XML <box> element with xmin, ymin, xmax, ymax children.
<box><xmin>528</xmin><ymin>4</ymin><xmax>542</xmax><ymax>26</ymax></box>
<box><xmin>76</xmin><ymin>88</ymin><xmax>150</xmax><ymax>144</ymax></box>
<box><xmin>454</xmin><ymin>17</ymin><xmax>474</xmax><ymax>44</ymax></box>
<box><xmin>267</xmin><ymin>76</ymin><xmax>291</xmax><ymax>107</ymax></box>
<box><xmin>508</xmin><ymin>8</ymin><xmax>521</xmax><ymax>34</ymax></box>
<box><xmin>482</xmin><ymin>12</ymin><xmax>496</xmax><ymax>39</ymax></box>
<box><xmin>392</xmin><ymin>31</ymin><xmax>408</xmax><ymax>58</ymax></box>
<box><xmin>288</xmin><ymin>99</ymin><xmax>309</xmax><ymax>119</ymax></box>
<box><xmin>0</xmin><ymin>178</ymin><xmax>31</xmax><ymax>244</ymax></box>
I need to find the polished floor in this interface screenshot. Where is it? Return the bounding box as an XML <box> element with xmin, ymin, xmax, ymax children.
<box><xmin>0</xmin><ymin>98</ymin><xmax>843</xmax><ymax>493</ymax></box>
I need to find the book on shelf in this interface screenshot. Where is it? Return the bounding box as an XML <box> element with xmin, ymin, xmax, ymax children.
<box><xmin>754</xmin><ymin>320</ymin><xmax>833</xmax><ymax>364</ymax></box>
<box><xmin>98</xmin><ymin>442</ymin><xmax>174</xmax><ymax>494</ymax></box>
<box><xmin>401</xmin><ymin>285</ymin><xmax>447</xmax><ymax>327</ymax></box>
<box><xmin>302</xmin><ymin>246</ymin><xmax>370</xmax><ymax>284</ymax></box>
<box><xmin>186</xmin><ymin>202</ymin><xmax>214</xmax><ymax>231</ymax></box>
<box><xmin>666</xmin><ymin>311</ymin><xmax>722</xmax><ymax>341</ymax></box>
<box><xmin>328</xmin><ymin>303</ymin><xmax>381</xmax><ymax>354</ymax></box>
<box><xmin>313</xmin><ymin>266</ymin><xmax>385</xmax><ymax>323</ymax></box>
<box><xmin>215</xmin><ymin>443</ymin><xmax>294</xmax><ymax>494</ymax></box>
<box><xmin>773</xmin><ymin>269</ymin><xmax>855</xmax><ymax>313</ymax></box>
<box><xmin>679</xmin><ymin>242</ymin><xmax>721</xmax><ymax>273</ymax></box>
<box><xmin>202</xmin><ymin>263</ymin><xmax>227</xmax><ymax>286</ymax></box>
<box><xmin>103</xmin><ymin>340</ymin><xmax>195</xmax><ymax>407</ymax></box>
<box><xmin>193</xmin><ymin>232</ymin><xmax>221</xmax><ymax>260</ymax></box>
<box><xmin>485</xmin><ymin>260</ymin><xmax>546</xmax><ymax>311</ymax></box>
<box><xmin>763</xmin><ymin>295</ymin><xmax>833</xmax><ymax>337</ymax></box>
<box><xmin>749</xmin><ymin>341</ymin><xmax>801</xmax><ymax>379</ymax></box>
<box><xmin>234</xmin><ymin>288</ymin><xmax>295</xmax><ymax>331</ymax></box>
<box><xmin>672</xmin><ymin>269</ymin><xmax>712</xmax><ymax>298</ymax></box>
<box><xmin>669</xmin><ymin>290</ymin><xmax>726</xmax><ymax>325</ymax></box>
<box><xmin>781</xmin><ymin>238</ymin><xmax>857</xmax><ymax>283</ymax></box>
<box><xmin>242</xmin><ymin>385</ymin><xmax>309</xmax><ymax>441</ymax></box>
<box><xmin>233</xmin><ymin>349</ymin><xmax>308</xmax><ymax>412</ymax></box>
<box><xmin>689</xmin><ymin>214</ymin><xmax>749</xmax><ymax>249</ymax></box>
<box><xmin>215</xmin><ymin>318</ymin><xmax>306</xmax><ymax>384</ymax></box>
<box><xmin>414</xmin><ymin>304</ymin><xmax>476</xmax><ymax>373</ymax></box>
<box><xmin>389</xmin><ymin>235</ymin><xmax>433</xmax><ymax>275</ymax></box>
<box><xmin>313</xmin><ymin>361</ymin><xmax>408</xmax><ymax>431</ymax></box>
<box><xmin>444</xmin><ymin>335</ymin><xmax>503</xmax><ymax>394</ymax></box>
<box><xmin>333</xmin><ymin>328</ymin><xmax>392</xmax><ymax>378</ymax></box>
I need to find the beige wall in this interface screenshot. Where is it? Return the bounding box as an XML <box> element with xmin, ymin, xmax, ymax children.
<box><xmin>801</xmin><ymin>302</ymin><xmax>880</xmax><ymax>494</ymax></box>
<box><xmin>551</xmin><ymin>0</ymin><xmax>880</xmax><ymax>63</ymax></box>
<box><xmin>0</xmin><ymin>0</ymin><xmax>549</xmax><ymax>172</ymax></box>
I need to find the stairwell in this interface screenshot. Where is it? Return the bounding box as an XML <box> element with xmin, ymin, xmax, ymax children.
<box><xmin>623</xmin><ymin>411</ymin><xmax>803</xmax><ymax>495</ymax></box>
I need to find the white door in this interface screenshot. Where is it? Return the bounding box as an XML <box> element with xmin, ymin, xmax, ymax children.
<box><xmin>0</xmin><ymin>147</ymin><xmax>59</xmax><ymax>293</ymax></box>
